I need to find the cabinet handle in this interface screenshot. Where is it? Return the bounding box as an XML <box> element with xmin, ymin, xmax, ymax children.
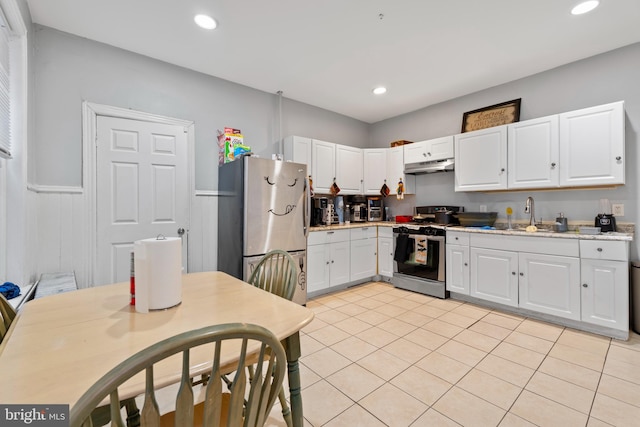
<box><xmin>331</xmin><ymin>260</ymin><xmax>334</xmax><ymax>264</ymax></box>
<box><xmin>512</xmin><ymin>271</ymin><xmax>516</xmax><ymax>275</ymax></box>
<box><xmin>501</xmin><ymin>168</ymin><xmax>506</xmax><ymax>173</ymax></box>
<box><xmin>551</xmin><ymin>162</ymin><xmax>556</xmax><ymax>168</ymax></box>
<box><xmin>616</xmin><ymin>156</ymin><xmax>622</xmax><ymax>161</ymax></box>
<box><xmin>326</xmin><ymin>261</ymin><xmax>330</xmax><ymax>265</ymax></box>
<box><xmin>583</xmin><ymin>283</ymin><xmax>588</xmax><ymax>288</ymax></box>
<box><xmin>455</xmin><ymin>237</ymin><xmax>459</xmax><ymax>241</ymax></box>
<box><xmin>422</xmin><ymin>152</ymin><xmax>427</xmax><ymax>157</ymax></box>
<box><xmin>520</xmin><ymin>272</ymin><xmax>524</xmax><ymax>276</ymax></box>
<box><xmin>597</xmin><ymin>248</ymin><xmax>603</xmax><ymax>252</ymax></box>
<box><xmin>427</xmin><ymin>152</ymin><xmax>432</xmax><ymax>156</ymax></box>
<box><xmin>327</xmin><ymin>231</ymin><xmax>334</xmax><ymax>234</ymax></box>
<box><xmin>464</xmin><ymin>263</ymin><xmax>468</xmax><ymax>266</ymax></box>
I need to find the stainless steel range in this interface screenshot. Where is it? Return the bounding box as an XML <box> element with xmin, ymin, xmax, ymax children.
<box><xmin>391</xmin><ymin>206</ymin><xmax>462</xmax><ymax>298</ymax></box>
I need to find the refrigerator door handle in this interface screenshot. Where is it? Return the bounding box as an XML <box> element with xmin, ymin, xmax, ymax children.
<box><xmin>304</xmin><ymin>176</ymin><xmax>310</xmax><ymax>236</ymax></box>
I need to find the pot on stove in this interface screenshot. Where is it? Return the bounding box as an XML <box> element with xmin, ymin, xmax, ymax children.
<box><xmin>434</xmin><ymin>210</ymin><xmax>459</xmax><ymax>225</ymax></box>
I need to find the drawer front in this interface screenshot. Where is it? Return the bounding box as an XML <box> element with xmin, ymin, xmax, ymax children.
<box><xmin>580</xmin><ymin>240</ymin><xmax>629</xmax><ymax>261</ymax></box>
<box><xmin>350</xmin><ymin>226</ymin><xmax>377</xmax><ymax>240</ymax></box>
<box><xmin>447</xmin><ymin>231</ymin><xmax>470</xmax><ymax>246</ymax></box>
<box><xmin>378</xmin><ymin>226</ymin><xmax>393</xmax><ymax>239</ymax></box>
<box><xmin>308</xmin><ymin>229</ymin><xmax>350</xmax><ymax>245</ymax></box>
<box><xmin>470</xmin><ymin>234</ymin><xmax>579</xmax><ymax>257</ymax></box>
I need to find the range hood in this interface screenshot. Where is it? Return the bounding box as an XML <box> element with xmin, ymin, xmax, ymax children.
<box><xmin>404</xmin><ymin>158</ymin><xmax>455</xmax><ymax>174</ymax></box>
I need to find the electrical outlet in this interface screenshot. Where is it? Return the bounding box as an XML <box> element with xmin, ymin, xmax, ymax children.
<box><xmin>612</xmin><ymin>203</ymin><xmax>624</xmax><ymax>216</ymax></box>
<box><xmin>479</xmin><ymin>205</ymin><xmax>487</xmax><ymax>212</ymax></box>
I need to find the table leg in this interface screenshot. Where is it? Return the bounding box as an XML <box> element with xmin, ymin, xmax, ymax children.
<box><xmin>282</xmin><ymin>331</ymin><xmax>303</xmax><ymax>427</ymax></box>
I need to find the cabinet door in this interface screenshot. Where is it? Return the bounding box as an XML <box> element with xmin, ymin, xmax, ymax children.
<box><xmin>508</xmin><ymin>116</ymin><xmax>559</xmax><ymax>189</ymax></box>
<box><xmin>446</xmin><ymin>244</ymin><xmax>469</xmax><ymax>294</ymax></box>
<box><xmin>336</xmin><ymin>144</ymin><xmax>363</xmax><ymax>194</ymax></box>
<box><xmin>519</xmin><ymin>252</ymin><xmax>580</xmax><ymax>320</ymax></box>
<box><xmin>284</xmin><ymin>136</ymin><xmax>312</xmax><ymax>177</ymax></box>
<box><xmin>427</xmin><ymin>136</ymin><xmax>454</xmax><ymax>161</ymax></box>
<box><xmin>330</xmin><ymin>240</ymin><xmax>351</xmax><ymax>286</ymax></box>
<box><xmin>559</xmin><ymin>101</ymin><xmax>625</xmax><ymax>187</ymax></box>
<box><xmin>307</xmin><ymin>244</ymin><xmax>330</xmax><ymax>293</ymax></box>
<box><xmin>363</xmin><ymin>149</ymin><xmax>387</xmax><ymax>195</ymax></box>
<box><xmin>350</xmin><ymin>238</ymin><xmax>377</xmax><ymax>281</ymax></box>
<box><xmin>387</xmin><ymin>146</ymin><xmax>415</xmax><ymax>195</ymax></box>
<box><xmin>454</xmin><ymin>126</ymin><xmax>508</xmax><ymax>192</ymax></box>
<box><xmin>470</xmin><ymin>247</ymin><xmax>518</xmax><ymax>307</ymax></box>
<box><xmin>311</xmin><ymin>140</ymin><xmax>336</xmax><ymax>194</ymax></box>
<box><xmin>378</xmin><ymin>237</ymin><xmax>393</xmax><ymax>278</ymax></box>
<box><xmin>403</xmin><ymin>140</ymin><xmax>429</xmax><ymax>164</ymax></box>
<box><xmin>581</xmin><ymin>259</ymin><xmax>629</xmax><ymax>330</ymax></box>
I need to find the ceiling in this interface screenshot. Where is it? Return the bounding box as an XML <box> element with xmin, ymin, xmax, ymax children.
<box><xmin>25</xmin><ymin>0</ymin><xmax>640</xmax><ymax>123</ymax></box>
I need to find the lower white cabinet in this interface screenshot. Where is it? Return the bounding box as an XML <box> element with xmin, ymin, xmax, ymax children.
<box><xmin>307</xmin><ymin>230</ymin><xmax>350</xmax><ymax>294</ymax></box>
<box><xmin>518</xmin><ymin>252</ymin><xmax>581</xmax><ymax>320</ymax></box>
<box><xmin>446</xmin><ymin>231</ymin><xmax>630</xmax><ymax>337</ymax></box>
<box><xmin>446</xmin><ymin>232</ymin><xmax>470</xmax><ymax>294</ymax></box>
<box><xmin>378</xmin><ymin>227</ymin><xmax>394</xmax><ymax>278</ymax></box>
<box><xmin>350</xmin><ymin>227</ymin><xmax>377</xmax><ymax>281</ymax></box>
<box><xmin>470</xmin><ymin>247</ymin><xmax>519</xmax><ymax>307</ymax></box>
<box><xmin>580</xmin><ymin>240</ymin><xmax>629</xmax><ymax>330</ymax></box>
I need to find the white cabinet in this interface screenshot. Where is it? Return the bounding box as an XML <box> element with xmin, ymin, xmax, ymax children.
<box><xmin>336</xmin><ymin>144</ymin><xmax>363</xmax><ymax>194</ymax></box>
<box><xmin>508</xmin><ymin>115</ymin><xmax>559</xmax><ymax>189</ymax></box>
<box><xmin>446</xmin><ymin>231</ymin><xmax>470</xmax><ymax>295</ymax></box>
<box><xmin>470</xmin><ymin>247</ymin><xmax>519</xmax><ymax>307</ymax></box>
<box><xmin>284</xmin><ymin>136</ymin><xmax>312</xmax><ymax>176</ymax></box>
<box><xmin>311</xmin><ymin>140</ymin><xmax>336</xmax><ymax>194</ymax></box>
<box><xmin>518</xmin><ymin>252</ymin><xmax>581</xmax><ymax>320</ymax></box>
<box><xmin>559</xmin><ymin>101</ymin><xmax>625</xmax><ymax>187</ymax></box>
<box><xmin>454</xmin><ymin>125</ymin><xmax>508</xmax><ymax>192</ymax></box>
<box><xmin>404</xmin><ymin>136</ymin><xmax>454</xmax><ymax>164</ymax></box>
<box><xmin>580</xmin><ymin>240</ymin><xmax>629</xmax><ymax>331</ymax></box>
<box><xmin>363</xmin><ymin>149</ymin><xmax>387</xmax><ymax>195</ymax></box>
<box><xmin>350</xmin><ymin>227</ymin><xmax>377</xmax><ymax>281</ymax></box>
<box><xmin>377</xmin><ymin>227</ymin><xmax>394</xmax><ymax>278</ymax></box>
<box><xmin>307</xmin><ymin>229</ymin><xmax>350</xmax><ymax>294</ymax></box>
<box><xmin>387</xmin><ymin>145</ymin><xmax>415</xmax><ymax>195</ymax></box>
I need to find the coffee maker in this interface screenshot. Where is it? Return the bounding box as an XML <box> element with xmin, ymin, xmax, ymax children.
<box><xmin>312</xmin><ymin>197</ymin><xmax>328</xmax><ymax>226</ymax></box>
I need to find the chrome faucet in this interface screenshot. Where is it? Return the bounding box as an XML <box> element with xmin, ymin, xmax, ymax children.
<box><xmin>524</xmin><ymin>196</ymin><xmax>535</xmax><ymax>226</ymax></box>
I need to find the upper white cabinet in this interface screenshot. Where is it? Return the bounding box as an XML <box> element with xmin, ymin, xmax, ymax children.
<box><xmin>387</xmin><ymin>145</ymin><xmax>415</xmax><ymax>195</ymax></box>
<box><xmin>559</xmin><ymin>101</ymin><xmax>625</xmax><ymax>187</ymax></box>
<box><xmin>404</xmin><ymin>136</ymin><xmax>454</xmax><ymax>164</ymax></box>
<box><xmin>335</xmin><ymin>144</ymin><xmax>363</xmax><ymax>194</ymax></box>
<box><xmin>455</xmin><ymin>101</ymin><xmax>625</xmax><ymax>192</ymax></box>
<box><xmin>454</xmin><ymin>125</ymin><xmax>508</xmax><ymax>192</ymax></box>
<box><xmin>311</xmin><ymin>140</ymin><xmax>336</xmax><ymax>194</ymax></box>
<box><xmin>283</xmin><ymin>136</ymin><xmax>312</xmax><ymax>177</ymax></box>
<box><xmin>363</xmin><ymin>149</ymin><xmax>387</xmax><ymax>195</ymax></box>
<box><xmin>508</xmin><ymin>115</ymin><xmax>559</xmax><ymax>189</ymax></box>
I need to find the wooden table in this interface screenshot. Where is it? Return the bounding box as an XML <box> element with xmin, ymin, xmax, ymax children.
<box><xmin>0</xmin><ymin>271</ymin><xmax>314</xmax><ymax>427</ymax></box>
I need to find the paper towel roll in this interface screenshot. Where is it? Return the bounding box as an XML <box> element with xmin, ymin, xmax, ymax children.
<box><xmin>134</xmin><ymin>236</ymin><xmax>182</xmax><ymax>313</ymax></box>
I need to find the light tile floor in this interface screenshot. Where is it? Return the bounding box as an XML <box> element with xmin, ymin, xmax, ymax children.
<box><xmin>275</xmin><ymin>281</ymin><xmax>640</xmax><ymax>427</ymax></box>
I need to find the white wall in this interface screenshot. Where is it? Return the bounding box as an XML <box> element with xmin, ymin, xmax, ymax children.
<box><xmin>371</xmin><ymin>42</ymin><xmax>640</xmax><ymax>259</ymax></box>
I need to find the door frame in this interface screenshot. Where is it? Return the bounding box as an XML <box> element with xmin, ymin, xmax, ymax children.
<box><xmin>82</xmin><ymin>101</ymin><xmax>195</xmax><ymax>287</ymax></box>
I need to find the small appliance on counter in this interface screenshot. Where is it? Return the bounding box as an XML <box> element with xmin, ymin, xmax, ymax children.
<box><xmin>312</xmin><ymin>197</ymin><xmax>328</xmax><ymax>226</ymax></box>
<box><xmin>367</xmin><ymin>197</ymin><xmax>383</xmax><ymax>222</ymax></box>
<box><xmin>555</xmin><ymin>213</ymin><xmax>568</xmax><ymax>233</ymax></box>
<box><xmin>595</xmin><ymin>199</ymin><xmax>617</xmax><ymax>232</ymax></box>
<box><xmin>352</xmin><ymin>204</ymin><xmax>367</xmax><ymax>222</ymax></box>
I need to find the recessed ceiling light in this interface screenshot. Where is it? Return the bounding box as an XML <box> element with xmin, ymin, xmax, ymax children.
<box><xmin>571</xmin><ymin>1</ymin><xmax>600</xmax><ymax>15</ymax></box>
<box><xmin>194</xmin><ymin>14</ymin><xmax>217</xmax><ymax>30</ymax></box>
<box><xmin>373</xmin><ymin>87</ymin><xmax>387</xmax><ymax>95</ymax></box>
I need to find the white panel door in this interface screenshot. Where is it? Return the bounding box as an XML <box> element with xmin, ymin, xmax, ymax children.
<box><xmin>363</xmin><ymin>149</ymin><xmax>387</xmax><ymax>195</ymax></box>
<box><xmin>311</xmin><ymin>140</ymin><xmax>336</xmax><ymax>194</ymax></box>
<box><xmin>335</xmin><ymin>144</ymin><xmax>363</xmax><ymax>194</ymax></box>
<box><xmin>581</xmin><ymin>259</ymin><xmax>629</xmax><ymax>330</ymax></box>
<box><xmin>508</xmin><ymin>115</ymin><xmax>560</xmax><ymax>189</ymax></box>
<box><xmin>470</xmin><ymin>247</ymin><xmax>518</xmax><ymax>307</ymax></box>
<box><xmin>378</xmin><ymin>237</ymin><xmax>393</xmax><ymax>278</ymax></box>
<box><xmin>96</xmin><ymin>116</ymin><xmax>189</xmax><ymax>285</ymax></box>
<box><xmin>454</xmin><ymin>126</ymin><xmax>508</xmax><ymax>192</ymax></box>
<box><xmin>446</xmin><ymin>244</ymin><xmax>469</xmax><ymax>294</ymax></box>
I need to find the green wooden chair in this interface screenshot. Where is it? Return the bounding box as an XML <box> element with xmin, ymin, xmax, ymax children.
<box><xmin>247</xmin><ymin>249</ymin><xmax>298</xmax><ymax>427</ymax></box>
<box><xmin>69</xmin><ymin>323</ymin><xmax>287</xmax><ymax>427</ymax></box>
<box><xmin>0</xmin><ymin>293</ymin><xmax>17</xmax><ymax>344</ymax></box>
<box><xmin>248</xmin><ymin>250</ymin><xmax>298</xmax><ymax>302</ymax></box>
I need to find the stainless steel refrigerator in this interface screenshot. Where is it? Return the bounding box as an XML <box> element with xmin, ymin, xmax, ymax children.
<box><xmin>218</xmin><ymin>156</ymin><xmax>309</xmax><ymax>305</ymax></box>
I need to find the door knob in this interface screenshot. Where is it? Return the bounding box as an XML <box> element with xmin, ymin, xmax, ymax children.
<box><xmin>177</xmin><ymin>228</ymin><xmax>185</xmax><ymax>237</ymax></box>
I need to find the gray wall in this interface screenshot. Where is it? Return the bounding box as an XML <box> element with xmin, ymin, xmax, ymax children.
<box><xmin>371</xmin><ymin>43</ymin><xmax>640</xmax><ymax>258</ymax></box>
<box><xmin>31</xmin><ymin>25</ymin><xmax>370</xmax><ymax>190</ymax></box>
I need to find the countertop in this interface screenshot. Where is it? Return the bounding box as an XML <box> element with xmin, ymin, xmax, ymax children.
<box><xmin>310</xmin><ymin>221</ymin><xmax>634</xmax><ymax>241</ymax></box>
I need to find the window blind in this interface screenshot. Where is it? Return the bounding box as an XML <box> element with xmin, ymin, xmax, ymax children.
<box><xmin>0</xmin><ymin>15</ymin><xmax>11</xmax><ymax>159</ymax></box>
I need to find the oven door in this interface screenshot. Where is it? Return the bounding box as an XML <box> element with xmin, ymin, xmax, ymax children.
<box><xmin>393</xmin><ymin>232</ymin><xmax>444</xmax><ymax>282</ymax></box>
